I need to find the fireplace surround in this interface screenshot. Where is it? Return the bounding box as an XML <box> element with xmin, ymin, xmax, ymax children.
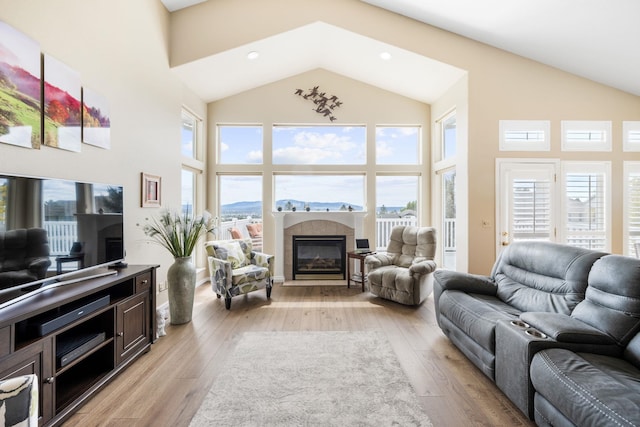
<box><xmin>275</xmin><ymin>212</ymin><xmax>366</xmax><ymax>282</ymax></box>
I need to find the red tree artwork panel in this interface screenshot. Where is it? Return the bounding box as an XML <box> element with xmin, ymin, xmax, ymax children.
<box><xmin>43</xmin><ymin>53</ymin><xmax>81</xmax><ymax>152</ymax></box>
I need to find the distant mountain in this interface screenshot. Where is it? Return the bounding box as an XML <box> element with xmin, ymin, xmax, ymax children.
<box><xmin>221</xmin><ymin>200</ymin><xmax>404</xmax><ymax>216</ymax></box>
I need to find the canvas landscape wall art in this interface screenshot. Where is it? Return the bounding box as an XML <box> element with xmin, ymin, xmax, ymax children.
<box><xmin>43</xmin><ymin>53</ymin><xmax>81</xmax><ymax>152</ymax></box>
<box><xmin>82</xmin><ymin>87</ymin><xmax>111</xmax><ymax>149</ymax></box>
<box><xmin>0</xmin><ymin>20</ymin><xmax>41</xmax><ymax>149</ymax></box>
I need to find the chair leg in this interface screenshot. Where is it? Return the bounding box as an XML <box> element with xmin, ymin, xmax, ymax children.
<box><xmin>224</xmin><ymin>296</ymin><xmax>231</xmax><ymax>310</ymax></box>
<box><xmin>266</xmin><ymin>286</ymin><xmax>272</xmax><ymax>299</ymax></box>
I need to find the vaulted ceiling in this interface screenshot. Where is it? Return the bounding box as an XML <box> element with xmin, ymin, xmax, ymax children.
<box><xmin>162</xmin><ymin>0</ymin><xmax>640</xmax><ymax>102</ymax></box>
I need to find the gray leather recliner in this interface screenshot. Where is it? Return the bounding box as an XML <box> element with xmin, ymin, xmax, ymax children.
<box><xmin>365</xmin><ymin>225</ymin><xmax>437</xmax><ymax>305</ymax></box>
<box><xmin>0</xmin><ymin>228</ymin><xmax>52</xmax><ymax>289</ymax></box>
<box><xmin>527</xmin><ymin>254</ymin><xmax>640</xmax><ymax>426</ymax></box>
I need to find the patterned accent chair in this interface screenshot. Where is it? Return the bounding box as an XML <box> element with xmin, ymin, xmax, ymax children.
<box><xmin>365</xmin><ymin>225</ymin><xmax>437</xmax><ymax>306</ymax></box>
<box><xmin>0</xmin><ymin>374</ymin><xmax>38</xmax><ymax>427</ymax></box>
<box><xmin>204</xmin><ymin>238</ymin><xmax>274</xmax><ymax>310</ymax></box>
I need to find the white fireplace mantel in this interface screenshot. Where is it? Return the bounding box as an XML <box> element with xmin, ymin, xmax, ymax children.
<box><xmin>272</xmin><ymin>211</ymin><xmax>368</xmax><ymax>282</ymax></box>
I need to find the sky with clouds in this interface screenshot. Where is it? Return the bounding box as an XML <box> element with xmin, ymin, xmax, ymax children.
<box><xmin>216</xmin><ymin>125</ymin><xmax>420</xmax><ymax>210</ymax></box>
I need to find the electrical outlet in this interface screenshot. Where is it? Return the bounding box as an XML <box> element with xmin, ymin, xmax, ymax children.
<box><xmin>158</xmin><ymin>281</ymin><xmax>168</xmax><ymax>292</ymax></box>
<box><xmin>482</xmin><ymin>219</ymin><xmax>492</xmax><ymax>228</ymax></box>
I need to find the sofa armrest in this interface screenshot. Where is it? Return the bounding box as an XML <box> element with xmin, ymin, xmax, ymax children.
<box><xmin>28</xmin><ymin>258</ymin><xmax>51</xmax><ymax>274</ymax></box>
<box><xmin>364</xmin><ymin>253</ymin><xmax>394</xmax><ymax>269</ymax></box>
<box><xmin>207</xmin><ymin>256</ymin><xmax>233</xmax><ymax>294</ymax></box>
<box><xmin>409</xmin><ymin>260</ymin><xmax>436</xmax><ymax>275</ymax></box>
<box><xmin>520</xmin><ymin>312</ymin><xmax>617</xmax><ymax>345</ymax></box>
<box><xmin>433</xmin><ymin>270</ymin><xmax>497</xmax><ymax>296</ymax></box>
<box><xmin>250</xmin><ymin>251</ymin><xmax>273</xmax><ymax>271</ymax></box>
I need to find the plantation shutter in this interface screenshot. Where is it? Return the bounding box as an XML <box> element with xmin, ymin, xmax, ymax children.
<box><xmin>511</xmin><ymin>178</ymin><xmax>552</xmax><ymax>241</ymax></box>
<box><xmin>563</xmin><ymin>167</ymin><xmax>608</xmax><ymax>250</ymax></box>
<box><xmin>626</xmin><ymin>170</ymin><xmax>640</xmax><ymax>255</ymax></box>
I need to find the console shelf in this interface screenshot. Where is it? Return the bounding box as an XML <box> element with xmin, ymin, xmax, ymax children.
<box><xmin>0</xmin><ymin>265</ymin><xmax>157</xmax><ymax>426</ymax></box>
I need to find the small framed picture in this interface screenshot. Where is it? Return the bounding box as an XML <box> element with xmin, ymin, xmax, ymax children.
<box><xmin>141</xmin><ymin>173</ymin><xmax>161</xmax><ymax>208</ymax></box>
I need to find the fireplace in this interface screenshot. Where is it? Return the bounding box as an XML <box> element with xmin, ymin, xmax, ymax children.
<box><xmin>292</xmin><ymin>235</ymin><xmax>346</xmax><ymax>280</ymax></box>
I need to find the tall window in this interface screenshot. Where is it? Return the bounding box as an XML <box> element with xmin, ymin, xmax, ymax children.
<box><xmin>561</xmin><ymin>162</ymin><xmax>610</xmax><ymax>251</ymax></box>
<box><xmin>442</xmin><ymin>113</ymin><xmax>456</xmax><ymax>160</ymax></box>
<box><xmin>181</xmin><ymin>108</ymin><xmax>204</xmax><ymax>267</ymax></box>
<box><xmin>375</xmin><ymin>126</ymin><xmax>420</xmax><ymax>164</ymax></box>
<box><xmin>215</xmin><ymin>122</ymin><xmax>426</xmax><ymax>257</ymax></box>
<box><xmin>441</xmin><ymin>169</ymin><xmax>456</xmax><ymax>269</ymax></box>
<box><xmin>181</xmin><ymin>110</ymin><xmax>197</xmax><ymax>158</ymax></box>
<box><xmin>218</xmin><ymin>125</ymin><xmax>263</xmax><ymax>164</ymax></box>
<box><xmin>434</xmin><ymin>110</ymin><xmax>457</xmax><ymax>268</ymax></box>
<box><xmin>375</xmin><ymin>175</ymin><xmax>418</xmax><ymax>249</ymax></box>
<box><xmin>181</xmin><ymin>169</ymin><xmax>195</xmax><ymax>216</ymax></box>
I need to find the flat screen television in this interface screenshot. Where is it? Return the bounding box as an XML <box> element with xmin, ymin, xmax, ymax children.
<box><xmin>0</xmin><ymin>173</ymin><xmax>125</xmax><ymax>307</ymax></box>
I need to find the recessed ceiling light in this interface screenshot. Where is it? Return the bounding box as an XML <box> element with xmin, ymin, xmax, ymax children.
<box><xmin>247</xmin><ymin>51</ymin><xmax>260</xmax><ymax>60</ymax></box>
<box><xmin>379</xmin><ymin>52</ymin><xmax>392</xmax><ymax>61</ymax></box>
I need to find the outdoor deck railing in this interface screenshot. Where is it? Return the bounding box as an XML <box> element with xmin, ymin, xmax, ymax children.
<box><xmin>43</xmin><ymin>216</ymin><xmax>456</xmax><ymax>258</ymax></box>
<box><xmin>43</xmin><ymin>221</ymin><xmax>78</xmax><ymax>256</ymax></box>
<box><xmin>374</xmin><ymin>217</ymin><xmax>418</xmax><ymax>250</ymax></box>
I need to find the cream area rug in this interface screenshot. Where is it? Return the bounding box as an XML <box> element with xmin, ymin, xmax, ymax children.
<box><xmin>189</xmin><ymin>331</ymin><xmax>432</xmax><ymax>426</ymax></box>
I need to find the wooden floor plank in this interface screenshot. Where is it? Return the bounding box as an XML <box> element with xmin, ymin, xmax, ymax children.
<box><xmin>61</xmin><ymin>281</ymin><xmax>535</xmax><ymax>426</ymax></box>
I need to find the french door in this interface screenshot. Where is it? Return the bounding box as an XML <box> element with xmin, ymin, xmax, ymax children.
<box><xmin>496</xmin><ymin>160</ymin><xmax>559</xmax><ymax>257</ymax></box>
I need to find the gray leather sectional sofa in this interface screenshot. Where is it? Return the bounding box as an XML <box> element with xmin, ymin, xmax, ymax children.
<box><xmin>433</xmin><ymin>241</ymin><xmax>640</xmax><ymax>426</ymax></box>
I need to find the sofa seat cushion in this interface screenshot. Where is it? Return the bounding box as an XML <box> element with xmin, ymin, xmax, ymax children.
<box><xmin>368</xmin><ymin>265</ymin><xmax>418</xmax><ymax>305</ymax></box>
<box><xmin>438</xmin><ymin>290</ymin><xmax>522</xmax><ymax>353</ymax></box>
<box><xmin>531</xmin><ymin>348</ymin><xmax>640</xmax><ymax>427</ymax></box>
<box><xmin>368</xmin><ymin>265</ymin><xmax>414</xmax><ymax>291</ymax></box>
<box><xmin>231</xmin><ymin>265</ymin><xmax>269</xmax><ymax>287</ymax></box>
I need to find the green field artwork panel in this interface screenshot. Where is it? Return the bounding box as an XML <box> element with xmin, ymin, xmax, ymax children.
<box><xmin>0</xmin><ymin>20</ymin><xmax>42</xmax><ymax>149</ymax></box>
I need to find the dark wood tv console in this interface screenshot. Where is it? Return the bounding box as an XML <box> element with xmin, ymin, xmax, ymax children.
<box><xmin>0</xmin><ymin>265</ymin><xmax>157</xmax><ymax>426</ymax></box>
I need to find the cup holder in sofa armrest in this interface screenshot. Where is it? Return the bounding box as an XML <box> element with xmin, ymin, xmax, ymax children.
<box><xmin>525</xmin><ymin>328</ymin><xmax>547</xmax><ymax>339</ymax></box>
<box><xmin>510</xmin><ymin>320</ymin><xmax>530</xmax><ymax>328</ymax></box>
<box><xmin>520</xmin><ymin>312</ymin><xmax>618</xmax><ymax>345</ymax></box>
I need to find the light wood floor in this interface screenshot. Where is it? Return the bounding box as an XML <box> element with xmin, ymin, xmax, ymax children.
<box><xmin>62</xmin><ymin>282</ymin><xmax>534</xmax><ymax>427</ymax></box>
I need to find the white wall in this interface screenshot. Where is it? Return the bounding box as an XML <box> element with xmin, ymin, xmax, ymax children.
<box><xmin>0</xmin><ymin>0</ymin><xmax>205</xmax><ymax>304</ymax></box>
